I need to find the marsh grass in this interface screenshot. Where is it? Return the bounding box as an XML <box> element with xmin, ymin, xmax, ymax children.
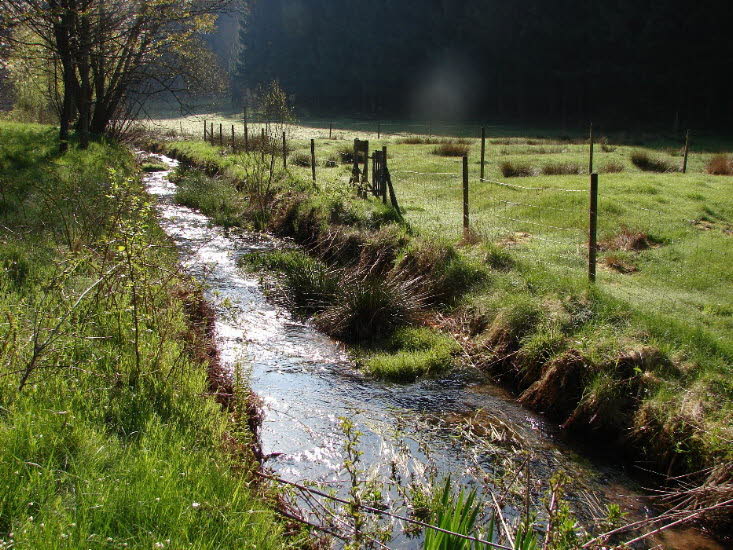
<box><xmin>433</xmin><ymin>143</ymin><xmax>470</xmax><ymax>157</ymax></box>
<box><xmin>172</xmin><ymin>166</ymin><xmax>247</xmax><ymax>227</ymax></box>
<box><xmin>364</xmin><ymin>326</ymin><xmax>460</xmax><ymax>381</ymax></box>
<box><xmin>706</xmin><ymin>154</ymin><xmax>732</xmax><ymax>175</ymax></box>
<box><xmin>631</xmin><ymin>150</ymin><xmax>675</xmax><ymax>172</ymax></box>
<box><xmin>0</xmin><ymin>122</ymin><xmax>290</xmax><ymax>549</ymax></box>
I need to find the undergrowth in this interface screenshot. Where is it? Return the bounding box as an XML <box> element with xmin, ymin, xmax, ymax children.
<box><xmin>0</xmin><ymin>122</ymin><xmax>292</xmax><ymax>549</ymax></box>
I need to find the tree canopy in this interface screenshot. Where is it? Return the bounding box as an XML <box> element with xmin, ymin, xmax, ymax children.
<box><xmin>2</xmin><ymin>0</ymin><xmax>229</xmax><ymax>150</ymax></box>
<box><xmin>233</xmin><ymin>0</ymin><xmax>733</xmax><ymax>129</ymax></box>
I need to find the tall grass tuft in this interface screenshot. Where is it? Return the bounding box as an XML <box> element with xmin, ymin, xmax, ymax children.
<box><xmin>631</xmin><ymin>151</ymin><xmax>675</xmax><ymax>172</ymax></box>
<box><xmin>315</xmin><ymin>269</ymin><xmax>425</xmax><ymax>342</ymax></box>
<box><xmin>500</xmin><ymin>161</ymin><xmax>535</xmax><ymax>178</ymax></box>
<box><xmin>423</xmin><ymin>478</ymin><xmax>495</xmax><ymax>550</ymax></box>
<box><xmin>706</xmin><ymin>154</ymin><xmax>733</xmax><ymax>175</ymax></box>
<box><xmin>432</xmin><ymin>143</ymin><xmax>470</xmax><ymax>157</ymax></box>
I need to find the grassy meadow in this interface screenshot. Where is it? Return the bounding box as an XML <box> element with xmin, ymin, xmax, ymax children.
<box><xmin>150</xmin><ymin>115</ymin><xmax>732</xmax><ymax>480</ymax></box>
<box><xmin>0</xmin><ymin>122</ymin><xmax>294</xmax><ymax>549</ymax></box>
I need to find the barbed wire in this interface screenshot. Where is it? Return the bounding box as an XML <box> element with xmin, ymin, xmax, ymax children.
<box><xmin>479</xmin><ymin>177</ymin><xmax>585</xmax><ymax>193</ymax></box>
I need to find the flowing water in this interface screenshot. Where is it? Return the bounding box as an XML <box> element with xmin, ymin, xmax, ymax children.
<box><xmin>142</xmin><ymin>154</ymin><xmax>722</xmax><ymax>550</ymax></box>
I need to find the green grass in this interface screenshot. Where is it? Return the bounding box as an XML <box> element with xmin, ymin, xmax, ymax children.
<box><xmin>0</xmin><ymin>122</ymin><xmax>292</xmax><ymax>549</ymax></box>
<box><xmin>150</xmin><ymin>121</ymin><xmax>732</xmax><ymax>474</ymax></box>
<box><xmin>172</xmin><ymin>165</ymin><xmax>248</xmax><ymax>227</ymax></box>
<box><xmin>363</xmin><ymin>327</ymin><xmax>460</xmax><ymax>381</ymax></box>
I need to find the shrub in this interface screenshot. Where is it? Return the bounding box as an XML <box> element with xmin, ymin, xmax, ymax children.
<box><xmin>432</xmin><ymin>143</ymin><xmax>469</xmax><ymax>157</ymax></box>
<box><xmin>706</xmin><ymin>154</ymin><xmax>733</xmax><ymax>175</ymax></box>
<box><xmin>500</xmin><ymin>161</ymin><xmax>535</xmax><ymax>178</ymax></box>
<box><xmin>541</xmin><ymin>162</ymin><xmax>581</xmax><ymax>175</ymax></box>
<box><xmin>631</xmin><ymin>151</ymin><xmax>675</xmax><ymax>172</ymax></box>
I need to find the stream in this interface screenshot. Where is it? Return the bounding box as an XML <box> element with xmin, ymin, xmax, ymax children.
<box><xmin>142</xmin><ymin>154</ymin><xmax>722</xmax><ymax>550</ymax></box>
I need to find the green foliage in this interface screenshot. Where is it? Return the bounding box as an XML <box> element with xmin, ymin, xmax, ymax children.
<box><xmin>423</xmin><ymin>478</ymin><xmax>493</xmax><ymax>550</ymax></box>
<box><xmin>0</xmin><ymin>122</ymin><xmax>289</xmax><ymax>549</ymax></box>
<box><xmin>241</xmin><ymin>250</ymin><xmax>339</xmax><ymax>314</ymax></box>
<box><xmin>173</xmin><ymin>166</ymin><xmax>247</xmax><ymax>228</ymax></box>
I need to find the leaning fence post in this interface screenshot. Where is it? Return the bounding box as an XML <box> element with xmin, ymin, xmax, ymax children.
<box><xmin>589</xmin><ymin>122</ymin><xmax>594</xmax><ymax>174</ymax></box>
<box><xmin>480</xmin><ymin>127</ymin><xmax>486</xmax><ymax>181</ymax></box>
<box><xmin>588</xmin><ymin>173</ymin><xmax>598</xmax><ymax>283</ymax></box>
<box><xmin>310</xmin><ymin>139</ymin><xmax>316</xmax><ymax>184</ymax></box>
<box><xmin>383</xmin><ymin>146</ymin><xmax>401</xmax><ymax>217</ymax></box>
<box><xmin>463</xmin><ymin>156</ymin><xmax>469</xmax><ymax>234</ymax></box>
<box><xmin>282</xmin><ymin>132</ymin><xmax>287</xmax><ymax>170</ymax></box>
<box><xmin>682</xmin><ymin>129</ymin><xmax>690</xmax><ymax>173</ymax></box>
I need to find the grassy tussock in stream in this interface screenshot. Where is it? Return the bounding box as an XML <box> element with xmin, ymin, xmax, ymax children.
<box><xmin>155</xmin><ymin>138</ymin><xmax>732</xmax><ymax>534</ymax></box>
<box><xmin>0</xmin><ymin>123</ymin><xmax>292</xmax><ymax>549</ymax></box>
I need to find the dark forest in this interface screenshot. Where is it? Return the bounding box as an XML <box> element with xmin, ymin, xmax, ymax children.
<box><xmin>231</xmin><ymin>0</ymin><xmax>733</xmax><ymax>129</ymax></box>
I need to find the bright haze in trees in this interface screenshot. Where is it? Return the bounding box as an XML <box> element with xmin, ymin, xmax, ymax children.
<box><xmin>1</xmin><ymin>0</ymin><xmax>232</xmax><ymax>151</ymax></box>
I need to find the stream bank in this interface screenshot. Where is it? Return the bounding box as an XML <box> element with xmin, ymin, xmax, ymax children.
<box><xmin>142</xmin><ymin>152</ymin><xmax>726</xmax><ymax>549</ymax></box>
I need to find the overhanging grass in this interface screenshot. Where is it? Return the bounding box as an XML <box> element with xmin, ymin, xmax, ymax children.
<box><xmin>0</xmin><ymin>122</ymin><xmax>291</xmax><ymax>549</ymax></box>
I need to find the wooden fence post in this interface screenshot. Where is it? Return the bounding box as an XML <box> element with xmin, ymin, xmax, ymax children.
<box><xmin>377</xmin><ymin>122</ymin><xmax>381</xmax><ymax>139</ymax></box>
<box><xmin>588</xmin><ymin>173</ymin><xmax>598</xmax><ymax>283</ymax></box>
<box><xmin>310</xmin><ymin>139</ymin><xmax>316</xmax><ymax>184</ymax></box>
<box><xmin>243</xmin><ymin>106</ymin><xmax>249</xmax><ymax>150</ymax></box>
<box><xmin>381</xmin><ymin>146</ymin><xmax>388</xmax><ymax>204</ymax></box>
<box><xmin>219</xmin><ymin>123</ymin><xmax>223</xmax><ymax>147</ymax></box>
<box><xmin>682</xmin><ymin>129</ymin><xmax>690</xmax><ymax>173</ymax></box>
<box><xmin>329</xmin><ymin>123</ymin><xmax>332</xmax><ymax>139</ymax></box>
<box><xmin>589</xmin><ymin>122</ymin><xmax>594</xmax><ymax>174</ymax></box>
<box><xmin>383</xmin><ymin>146</ymin><xmax>401</xmax><ymax>216</ymax></box>
<box><xmin>282</xmin><ymin>132</ymin><xmax>287</xmax><ymax>170</ymax></box>
<box><xmin>363</xmin><ymin>140</ymin><xmax>369</xmax><ymax>190</ymax></box>
<box><xmin>231</xmin><ymin>125</ymin><xmax>235</xmax><ymax>150</ymax></box>
<box><xmin>480</xmin><ymin>127</ymin><xmax>486</xmax><ymax>181</ymax></box>
<box><xmin>463</xmin><ymin>156</ymin><xmax>469</xmax><ymax>233</ymax></box>
<box><xmin>203</xmin><ymin>119</ymin><xmax>207</xmax><ymax>141</ymax></box>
